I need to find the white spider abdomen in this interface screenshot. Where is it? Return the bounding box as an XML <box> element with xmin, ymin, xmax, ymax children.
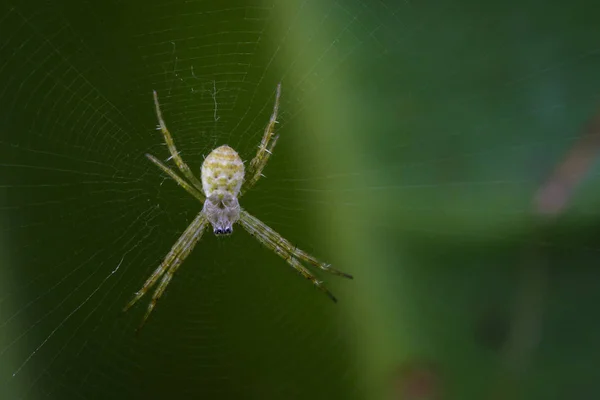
<box><xmin>201</xmin><ymin>145</ymin><xmax>245</xmax><ymax>199</ymax></box>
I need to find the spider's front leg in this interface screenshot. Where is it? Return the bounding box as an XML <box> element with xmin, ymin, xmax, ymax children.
<box><xmin>238</xmin><ymin>210</ymin><xmax>352</xmax><ymax>302</ymax></box>
<box><xmin>241</xmin><ymin>83</ymin><xmax>282</xmax><ymax>195</ymax></box>
<box><xmin>124</xmin><ymin>211</ymin><xmax>209</xmax><ymax>331</ymax></box>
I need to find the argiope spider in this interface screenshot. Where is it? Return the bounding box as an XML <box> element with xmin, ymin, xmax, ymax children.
<box><xmin>124</xmin><ymin>83</ymin><xmax>353</xmax><ymax>331</ymax></box>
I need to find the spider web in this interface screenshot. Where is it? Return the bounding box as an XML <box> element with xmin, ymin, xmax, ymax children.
<box><xmin>1</xmin><ymin>0</ymin><xmax>600</xmax><ymax>399</ymax></box>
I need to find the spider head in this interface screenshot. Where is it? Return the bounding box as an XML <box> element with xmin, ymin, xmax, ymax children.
<box><xmin>213</xmin><ymin>227</ymin><xmax>233</xmax><ymax>235</ymax></box>
<box><xmin>203</xmin><ymin>192</ymin><xmax>240</xmax><ymax>236</ymax></box>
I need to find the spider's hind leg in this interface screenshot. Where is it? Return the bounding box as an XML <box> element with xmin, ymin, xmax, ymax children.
<box><xmin>242</xmin><ymin>83</ymin><xmax>282</xmax><ymax>195</ymax></box>
<box><xmin>152</xmin><ymin>90</ymin><xmax>205</xmax><ymax>193</ymax></box>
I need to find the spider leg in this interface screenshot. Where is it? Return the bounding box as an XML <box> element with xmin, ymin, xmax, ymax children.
<box><xmin>137</xmin><ymin>266</ymin><xmax>174</xmax><ymax>332</ymax></box>
<box><xmin>153</xmin><ymin>90</ymin><xmax>205</xmax><ymax>193</ymax></box>
<box><xmin>146</xmin><ymin>153</ymin><xmax>205</xmax><ymax>203</ymax></box>
<box><xmin>239</xmin><ymin>210</ymin><xmax>353</xmax><ymax>279</ymax></box>
<box><xmin>290</xmin><ymin>247</ymin><xmax>353</xmax><ymax>279</ymax></box>
<box><xmin>124</xmin><ymin>211</ymin><xmax>208</xmax><ymax>331</ymax></box>
<box><xmin>287</xmin><ymin>255</ymin><xmax>338</xmax><ymax>302</ymax></box>
<box><xmin>238</xmin><ymin>210</ymin><xmax>348</xmax><ymax>302</ymax></box>
<box><xmin>241</xmin><ymin>83</ymin><xmax>282</xmax><ymax>195</ymax></box>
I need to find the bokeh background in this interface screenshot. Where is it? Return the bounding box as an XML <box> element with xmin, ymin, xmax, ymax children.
<box><xmin>1</xmin><ymin>0</ymin><xmax>599</xmax><ymax>399</ymax></box>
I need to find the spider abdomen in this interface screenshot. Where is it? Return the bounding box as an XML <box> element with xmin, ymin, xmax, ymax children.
<box><xmin>201</xmin><ymin>145</ymin><xmax>245</xmax><ymax>199</ymax></box>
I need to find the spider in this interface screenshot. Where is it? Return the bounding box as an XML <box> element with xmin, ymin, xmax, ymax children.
<box><xmin>124</xmin><ymin>83</ymin><xmax>353</xmax><ymax>330</ymax></box>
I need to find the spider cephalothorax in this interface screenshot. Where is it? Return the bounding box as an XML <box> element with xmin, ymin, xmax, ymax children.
<box><xmin>124</xmin><ymin>84</ymin><xmax>353</xmax><ymax>331</ymax></box>
<box><xmin>202</xmin><ymin>192</ymin><xmax>240</xmax><ymax>235</ymax></box>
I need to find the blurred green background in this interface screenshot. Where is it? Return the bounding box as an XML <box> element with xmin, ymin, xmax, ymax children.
<box><xmin>1</xmin><ymin>0</ymin><xmax>600</xmax><ymax>399</ymax></box>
